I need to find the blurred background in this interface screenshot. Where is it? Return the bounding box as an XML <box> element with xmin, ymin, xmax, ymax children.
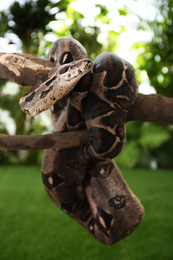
<box><xmin>0</xmin><ymin>0</ymin><xmax>173</xmax><ymax>168</ymax></box>
<box><xmin>0</xmin><ymin>1</ymin><xmax>173</xmax><ymax>259</ymax></box>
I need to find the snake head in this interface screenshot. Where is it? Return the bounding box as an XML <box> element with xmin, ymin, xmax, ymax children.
<box><xmin>19</xmin><ymin>58</ymin><xmax>93</xmax><ymax>116</ymax></box>
<box><xmin>58</xmin><ymin>58</ymin><xmax>92</xmax><ymax>84</ymax></box>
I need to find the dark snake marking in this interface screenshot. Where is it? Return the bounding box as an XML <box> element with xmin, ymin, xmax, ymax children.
<box><xmin>42</xmin><ymin>171</ymin><xmax>65</xmax><ymax>190</ymax></box>
<box><xmin>40</xmin><ymin>85</ymin><xmax>53</xmax><ymax>99</ymax></box>
<box><xmin>95</xmin><ymin>207</ymin><xmax>113</xmax><ymax>237</ymax></box>
<box><xmin>25</xmin><ymin>91</ymin><xmax>35</xmax><ymax>102</ymax></box>
<box><xmin>20</xmin><ymin>37</ymin><xmax>144</xmax><ymax>245</ymax></box>
<box><xmin>108</xmin><ymin>195</ymin><xmax>127</xmax><ymax>209</ymax></box>
<box><xmin>45</xmin><ymin>76</ymin><xmax>57</xmax><ymax>86</ymax></box>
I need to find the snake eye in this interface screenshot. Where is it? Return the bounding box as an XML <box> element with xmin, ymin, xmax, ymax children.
<box><xmin>59</xmin><ymin>51</ymin><xmax>73</xmax><ymax>64</ymax></box>
<box><xmin>60</xmin><ymin>66</ymin><xmax>70</xmax><ymax>74</ymax></box>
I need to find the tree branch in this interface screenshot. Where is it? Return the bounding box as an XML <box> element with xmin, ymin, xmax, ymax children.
<box><xmin>0</xmin><ymin>53</ymin><xmax>173</xmax><ymax>151</ymax></box>
<box><xmin>126</xmin><ymin>93</ymin><xmax>173</xmax><ymax>125</ymax></box>
<box><xmin>0</xmin><ymin>130</ymin><xmax>89</xmax><ymax>150</ymax></box>
<box><xmin>0</xmin><ymin>53</ymin><xmax>53</xmax><ymax>86</ymax></box>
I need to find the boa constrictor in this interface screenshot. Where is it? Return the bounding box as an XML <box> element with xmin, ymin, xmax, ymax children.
<box><xmin>20</xmin><ymin>37</ymin><xmax>144</xmax><ymax>245</ymax></box>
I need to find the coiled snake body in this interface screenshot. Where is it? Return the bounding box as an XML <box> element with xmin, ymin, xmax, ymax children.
<box><xmin>20</xmin><ymin>37</ymin><xmax>144</xmax><ymax>245</ymax></box>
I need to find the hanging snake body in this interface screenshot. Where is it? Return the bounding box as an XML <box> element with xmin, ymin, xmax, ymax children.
<box><xmin>20</xmin><ymin>37</ymin><xmax>144</xmax><ymax>245</ymax></box>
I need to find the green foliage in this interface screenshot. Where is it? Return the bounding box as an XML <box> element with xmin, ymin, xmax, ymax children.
<box><xmin>0</xmin><ymin>11</ymin><xmax>9</xmax><ymax>37</ymax></box>
<box><xmin>134</xmin><ymin>0</ymin><xmax>173</xmax><ymax>97</ymax></box>
<box><xmin>128</xmin><ymin>0</ymin><xmax>173</xmax><ymax>169</ymax></box>
<box><xmin>115</xmin><ymin>122</ymin><xmax>172</xmax><ymax>169</ymax></box>
<box><xmin>138</xmin><ymin>123</ymin><xmax>171</xmax><ymax>149</ymax></box>
<box><xmin>115</xmin><ymin>141</ymin><xmax>140</xmax><ymax>169</ymax></box>
<box><xmin>0</xmin><ymin>0</ymin><xmax>73</xmax><ymax>54</ymax></box>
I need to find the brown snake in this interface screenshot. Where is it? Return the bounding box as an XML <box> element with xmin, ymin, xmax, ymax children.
<box><xmin>20</xmin><ymin>37</ymin><xmax>144</xmax><ymax>245</ymax></box>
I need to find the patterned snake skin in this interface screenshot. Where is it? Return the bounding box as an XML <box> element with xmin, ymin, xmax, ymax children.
<box><xmin>20</xmin><ymin>37</ymin><xmax>144</xmax><ymax>245</ymax></box>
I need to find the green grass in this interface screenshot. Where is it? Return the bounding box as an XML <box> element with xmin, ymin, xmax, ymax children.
<box><xmin>0</xmin><ymin>165</ymin><xmax>173</xmax><ymax>260</ymax></box>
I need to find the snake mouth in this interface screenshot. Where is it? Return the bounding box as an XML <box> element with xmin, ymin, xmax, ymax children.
<box><xmin>19</xmin><ymin>58</ymin><xmax>93</xmax><ymax>116</ymax></box>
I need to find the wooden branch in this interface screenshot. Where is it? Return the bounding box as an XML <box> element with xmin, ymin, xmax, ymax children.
<box><xmin>126</xmin><ymin>93</ymin><xmax>173</xmax><ymax>125</ymax></box>
<box><xmin>0</xmin><ymin>53</ymin><xmax>53</xmax><ymax>86</ymax></box>
<box><xmin>0</xmin><ymin>130</ymin><xmax>89</xmax><ymax>150</ymax></box>
<box><xmin>0</xmin><ymin>53</ymin><xmax>173</xmax><ymax>151</ymax></box>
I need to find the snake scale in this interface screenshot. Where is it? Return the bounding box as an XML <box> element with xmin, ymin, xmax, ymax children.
<box><xmin>20</xmin><ymin>37</ymin><xmax>144</xmax><ymax>245</ymax></box>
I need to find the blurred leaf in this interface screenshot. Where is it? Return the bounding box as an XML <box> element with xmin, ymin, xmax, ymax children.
<box><xmin>0</xmin><ymin>11</ymin><xmax>9</xmax><ymax>37</ymax></box>
<box><xmin>135</xmin><ymin>0</ymin><xmax>173</xmax><ymax>98</ymax></box>
<box><xmin>115</xmin><ymin>141</ymin><xmax>140</xmax><ymax>169</ymax></box>
<box><xmin>118</xmin><ymin>9</ymin><xmax>128</xmax><ymax>16</ymax></box>
<box><xmin>139</xmin><ymin>124</ymin><xmax>171</xmax><ymax>149</ymax></box>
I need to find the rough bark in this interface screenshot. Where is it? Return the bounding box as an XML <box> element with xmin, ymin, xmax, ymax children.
<box><xmin>0</xmin><ymin>53</ymin><xmax>53</xmax><ymax>86</ymax></box>
<box><xmin>0</xmin><ymin>53</ymin><xmax>173</xmax><ymax>151</ymax></box>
